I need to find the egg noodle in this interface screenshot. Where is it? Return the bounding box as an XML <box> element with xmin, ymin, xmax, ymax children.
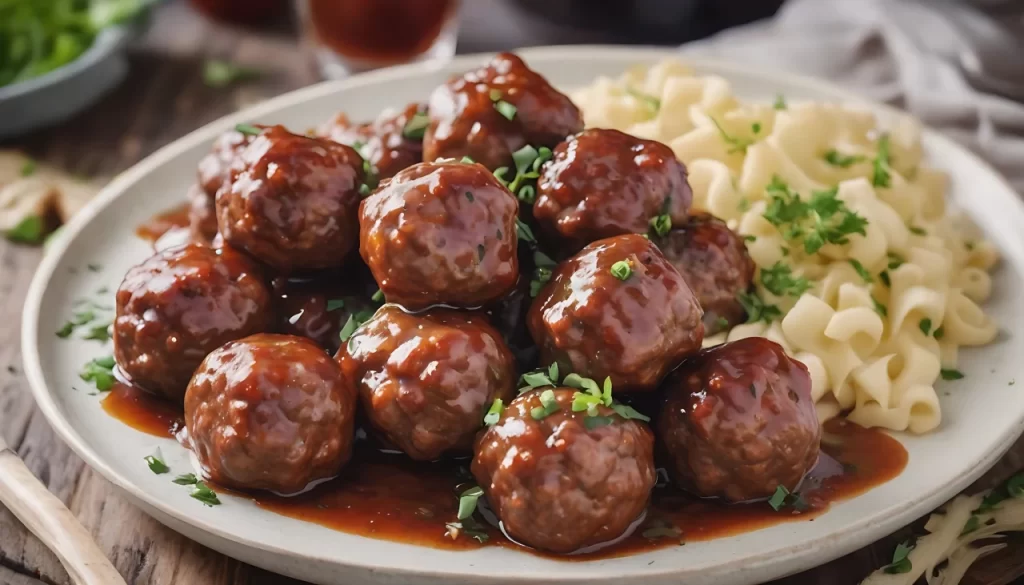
<box><xmin>572</xmin><ymin>60</ymin><xmax>1000</xmax><ymax>434</ymax></box>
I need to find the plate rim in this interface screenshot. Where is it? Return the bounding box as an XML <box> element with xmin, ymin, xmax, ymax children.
<box><xmin>20</xmin><ymin>45</ymin><xmax>1024</xmax><ymax>583</ymax></box>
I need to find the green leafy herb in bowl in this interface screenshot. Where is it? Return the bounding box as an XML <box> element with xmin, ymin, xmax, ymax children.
<box><xmin>0</xmin><ymin>0</ymin><xmax>149</xmax><ymax>89</ymax></box>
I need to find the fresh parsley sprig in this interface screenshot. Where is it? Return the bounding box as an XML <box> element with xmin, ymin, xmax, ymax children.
<box><xmin>762</xmin><ymin>176</ymin><xmax>868</xmax><ymax>255</ymax></box>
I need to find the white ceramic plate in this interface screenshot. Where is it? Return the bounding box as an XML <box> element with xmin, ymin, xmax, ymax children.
<box><xmin>22</xmin><ymin>46</ymin><xmax>1024</xmax><ymax>585</ymax></box>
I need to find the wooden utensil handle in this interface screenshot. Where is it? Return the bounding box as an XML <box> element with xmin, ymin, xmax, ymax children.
<box><xmin>0</xmin><ymin>444</ymin><xmax>127</xmax><ymax>585</ymax></box>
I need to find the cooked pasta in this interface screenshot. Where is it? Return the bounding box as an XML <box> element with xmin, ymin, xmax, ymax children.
<box><xmin>572</xmin><ymin>60</ymin><xmax>999</xmax><ymax>433</ymax></box>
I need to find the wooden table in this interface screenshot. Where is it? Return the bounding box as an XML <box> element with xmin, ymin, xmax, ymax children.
<box><xmin>2</xmin><ymin>3</ymin><xmax>1024</xmax><ymax>584</ymax></box>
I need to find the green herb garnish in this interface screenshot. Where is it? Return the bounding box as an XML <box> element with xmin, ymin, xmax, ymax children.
<box><xmin>610</xmin><ymin>260</ymin><xmax>633</xmax><ymax>281</ymax></box>
<box><xmin>823</xmin><ymin>150</ymin><xmax>865</xmax><ymax>168</ymax></box>
<box><xmin>203</xmin><ymin>59</ymin><xmax>261</xmax><ymax>88</ymax></box>
<box><xmin>908</xmin><ymin>225</ymin><xmax>927</xmax><ymax>236</ymax></box>
<box><xmin>83</xmin><ymin>323</ymin><xmax>111</xmax><ymax>342</ymax></box>
<box><xmin>494</xmin><ymin>100</ymin><xmax>517</xmax><ymax>121</ymax></box>
<box><xmin>20</xmin><ymin>159</ymin><xmax>36</xmax><ymax>177</ymax></box>
<box><xmin>871</xmin><ymin>296</ymin><xmax>888</xmax><ymax>317</ymax></box>
<box><xmin>919</xmin><ymin>318</ymin><xmax>932</xmax><ymax>336</ymax></box>
<box><xmin>848</xmin><ymin>259</ymin><xmax>873</xmax><ymax>283</ymax></box>
<box><xmin>6</xmin><ymin>216</ymin><xmax>45</xmax><ymax>244</ymax></box>
<box><xmin>649</xmin><ymin>214</ymin><xmax>672</xmax><ymax>237</ymax></box>
<box><xmin>762</xmin><ymin>176</ymin><xmax>868</xmax><ymax>255</ymax></box>
<box><xmin>933</xmin><ymin>326</ymin><xmax>945</xmax><ymax>340</ymax></box>
<box><xmin>738</xmin><ymin>290</ymin><xmax>783</xmax><ymax>324</ymax></box>
<box><xmin>483</xmin><ymin>399</ymin><xmax>503</xmax><ymax>426</ymax></box>
<box><xmin>456</xmin><ymin>486</ymin><xmax>484</xmax><ymax>520</ymax></box>
<box><xmin>326</xmin><ymin>299</ymin><xmax>345</xmax><ymax>312</ymax></box>
<box><xmin>234</xmin><ymin>123</ymin><xmax>262</xmax><ymax>136</ymax></box>
<box><xmin>402</xmin><ymin>112</ymin><xmax>430</xmax><ymax>140</ymax></box>
<box><xmin>371</xmin><ymin>289</ymin><xmax>385</xmax><ymax>304</ymax></box>
<box><xmin>144</xmin><ymin>454</ymin><xmax>169</xmax><ymax>475</ymax></box>
<box><xmin>882</xmin><ymin>540</ymin><xmax>915</xmax><ymax>575</ymax></box>
<box><xmin>515</xmin><ymin>218</ymin><xmax>537</xmax><ymax>244</ymax></box>
<box><xmin>530</xmin><ymin>250</ymin><xmax>556</xmax><ymax>297</ymax></box>
<box><xmin>960</xmin><ymin>515</ymin><xmax>981</xmax><ymax>536</ymax></box>
<box><xmin>872</xmin><ymin>134</ymin><xmax>892</xmax><ymax>188</ymax></box>
<box><xmin>710</xmin><ymin>117</ymin><xmax>753</xmax><ymax>154</ymax></box>
<box><xmin>530</xmin><ymin>388</ymin><xmax>560</xmax><ymax>420</ymax></box>
<box><xmin>339</xmin><ymin>310</ymin><xmax>375</xmax><ymax>343</ymax></box>
<box><xmin>190</xmin><ymin>482</ymin><xmax>221</xmax><ymax>506</ymax></box>
<box><xmin>773</xmin><ymin>95</ymin><xmax>787</xmax><ymax>110</ymax></box>
<box><xmin>626</xmin><ymin>87</ymin><xmax>660</xmax><ymax>113</ymax></box>
<box><xmin>494</xmin><ymin>145</ymin><xmax>552</xmax><ymax>204</ymax></box>
<box><xmin>760</xmin><ymin>262</ymin><xmax>811</xmax><ymax>298</ymax></box>
<box><xmin>173</xmin><ymin>473</ymin><xmax>198</xmax><ymax>486</ymax></box>
<box><xmin>940</xmin><ymin>369</ymin><xmax>964</xmax><ymax>381</ymax></box>
<box><xmin>80</xmin><ymin>356</ymin><xmax>116</xmax><ymax>391</ymax></box>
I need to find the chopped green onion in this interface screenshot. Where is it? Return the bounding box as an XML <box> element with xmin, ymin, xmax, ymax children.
<box><xmin>483</xmin><ymin>398</ymin><xmax>503</xmax><ymax>426</ymax></box>
<box><xmin>402</xmin><ymin>112</ymin><xmax>430</xmax><ymax>140</ymax></box>
<box><xmin>494</xmin><ymin>100</ymin><xmax>517</xmax><ymax>121</ymax></box>
<box><xmin>144</xmin><ymin>454</ymin><xmax>169</xmax><ymax>475</ymax></box>
<box><xmin>203</xmin><ymin>59</ymin><xmax>261</xmax><ymax>88</ymax></box>
<box><xmin>234</xmin><ymin>123</ymin><xmax>262</xmax><ymax>136</ymax></box>
<box><xmin>610</xmin><ymin>260</ymin><xmax>633</xmax><ymax>281</ymax></box>
<box><xmin>940</xmin><ymin>369</ymin><xmax>964</xmax><ymax>381</ymax></box>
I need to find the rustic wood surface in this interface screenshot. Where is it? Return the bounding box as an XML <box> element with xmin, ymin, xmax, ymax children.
<box><xmin>1</xmin><ymin>3</ymin><xmax>1023</xmax><ymax>585</ymax></box>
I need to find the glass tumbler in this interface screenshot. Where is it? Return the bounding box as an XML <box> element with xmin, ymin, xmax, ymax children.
<box><xmin>296</xmin><ymin>0</ymin><xmax>461</xmax><ymax>79</ymax></box>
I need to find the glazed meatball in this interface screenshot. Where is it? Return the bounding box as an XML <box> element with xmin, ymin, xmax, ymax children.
<box><xmin>424</xmin><ymin>52</ymin><xmax>583</xmax><ymax>170</ymax></box>
<box><xmin>338</xmin><ymin>304</ymin><xmax>516</xmax><ymax>461</ymax></box>
<box><xmin>658</xmin><ymin>337</ymin><xmax>820</xmax><ymax>502</ymax></box>
<box><xmin>472</xmin><ymin>388</ymin><xmax>656</xmax><ymax>553</ymax></box>
<box><xmin>190</xmin><ymin>127</ymin><xmax>257</xmax><ymax>242</ymax></box>
<box><xmin>655</xmin><ymin>212</ymin><xmax>755</xmax><ymax>335</ymax></box>
<box><xmin>359</xmin><ymin>161</ymin><xmax>519</xmax><ymax>310</ymax></box>
<box><xmin>318</xmin><ymin>103</ymin><xmax>426</xmax><ymax>180</ymax></box>
<box><xmin>185</xmin><ymin>334</ymin><xmax>356</xmax><ymax>494</ymax></box>
<box><xmin>271</xmin><ymin>274</ymin><xmax>377</xmax><ymax>354</ymax></box>
<box><xmin>534</xmin><ymin>129</ymin><xmax>693</xmax><ymax>252</ymax></box>
<box><xmin>528</xmin><ymin>234</ymin><xmax>704</xmax><ymax>392</ymax></box>
<box><xmin>113</xmin><ymin>244</ymin><xmax>272</xmax><ymax>402</ymax></box>
<box><xmin>217</xmin><ymin>125</ymin><xmax>365</xmax><ymax>272</ymax></box>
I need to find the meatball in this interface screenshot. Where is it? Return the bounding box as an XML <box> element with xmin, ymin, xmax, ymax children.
<box><xmin>657</xmin><ymin>337</ymin><xmax>820</xmax><ymax>503</ymax></box>
<box><xmin>472</xmin><ymin>388</ymin><xmax>656</xmax><ymax>553</ymax></box>
<box><xmin>655</xmin><ymin>212</ymin><xmax>755</xmax><ymax>335</ymax></box>
<box><xmin>533</xmin><ymin>129</ymin><xmax>692</xmax><ymax>252</ymax></box>
<box><xmin>186</xmin><ymin>184</ymin><xmax>218</xmax><ymax>243</ymax></box>
<box><xmin>185</xmin><ymin>334</ymin><xmax>356</xmax><ymax>494</ymax></box>
<box><xmin>271</xmin><ymin>274</ymin><xmax>377</xmax><ymax>354</ymax></box>
<box><xmin>217</xmin><ymin>125</ymin><xmax>365</xmax><ymax>272</ymax></box>
<box><xmin>190</xmin><ymin>127</ymin><xmax>257</xmax><ymax>242</ymax></box>
<box><xmin>337</xmin><ymin>304</ymin><xmax>516</xmax><ymax>461</ymax></box>
<box><xmin>528</xmin><ymin>234</ymin><xmax>704</xmax><ymax>392</ymax></box>
<box><xmin>113</xmin><ymin>244</ymin><xmax>272</xmax><ymax>402</ymax></box>
<box><xmin>424</xmin><ymin>52</ymin><xmax>583</xmax><ymax>170</ymax></box>
<box><xmin>359</xmin><ymin>161</ymin><xmax>519</xmax><ymax>310</ymax></box>
<box><xmin>318</xmin><ymin>103</ymin><xmax>426</xmax><ymax>180</ymax></box>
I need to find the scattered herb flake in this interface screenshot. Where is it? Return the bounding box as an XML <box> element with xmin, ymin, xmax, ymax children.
<box><xmin>371</xmin><ymin>289</ymin><xmax>385</xmax><ymax>303</ymax></box>
<box><xmin>908</xmin><ymin>225</ymin><xmax>927</xmax><ymax>236</ymax></box>
<box><xmin>402</xmin><ymin>112</ymin><xmax>430</xmax><ymax>139</ymax></box>
<box><xmin>879</xmin><ymin>271</ymin><xmax>891</xmax><ymax>287</ymax></box>
<box><xmin>83</xmin><ymin>323</ymin><xmax>111</xmax><ymax>342</ymax></box>
<box><xmin>79</xmin><ymin>356</ymin><xmax>116</xmax><ymax>392</ymax></box>
<box><xmin>882</xmin><ymin>541</ymin><xmax>915</xmax><ymax>575</ymax></box>
<box><xmin>6</xmin><ymin>216</ymin><xmax>45</xmax><ymax>244</ymax></box>
<box><xmin>610</xmin><ymin>402</ymin><xmax>650</xmax><ymax>422</ymax></box>
<box><xmin>960</xmin><ymin>515</ymin><xmax>981</xmax><ymax>536</ymax></box>
<box><xmin>871</xmin><ymin>296</ymin><xmax>888</xmax><ymax>317</ymax></box>
<box><xmin>465</xmin><ymin>191</ymin><xmax>474</xmax><ymax>202</ymax></box>
<box><xmin>20</xmin><ymin>159</ymin><xmax>36</xmax><ymax>177</ymax></box>
<box><xmin>56</xmin><ymin>322</ymin><xmax>75</xmax><ymax>338</ymax></box>
<box><xmin>584</xmin><ymin>415</ymin><xmax>615</xmax><ymax>430</ymax></box>
<box><xmin>190</xmin><ymin>482</ymin><xmax>221</xmax><ymax>506</ymax></box>
<box><xmin>710</xmin><ymin>117</ymin><xmax>752</xmax><ymax>154</ymax></box>
<box><xmin>649</xmin><ymin>214</ymin><xmax>672</xmax><ymax>237</ymax></box>
<box><xmin>919</xmin><ymin>318</ymin><xmax>932</xmax><ymax>336</ymax></box>
<box><xmin>760</xmin><ymin>262</ymin><xmax>811</xmax><ymax>297</ymax></box>
<box><xmin>530</xmin><ymin>388</ymin><xmax>560</xmax><ymax>420</ymax></box>
<box><xmin>456</xmin><ymin>486</ymin><xmax>484</xmax><ymax>520</ymax></box>
<box><xmin>326</xmin><ymin>299</ymin><xmax>345</xmax><ymax>312</ymax></box>
<box><xmin>144</xmin><ymin>454</ymin><xmax>169</xmax><ymax>475</ymax></box>
<box><xmin>738</xmin><ymin>291</ymin><xmax>783</xmax><ymax>324</ymax></box>
<box><xmin>933</xmin><ymin>326</ymin><xmax>945</xmax><ymax>340</ymax></box>
<box><xmin>1008</xmin><ymin>473</ymin><xmax>1024</xmax><ymax>498</ymax></box>
<box><xmin>610</xmin><ymin>260</ymin><xmax>633</xmax><ymax>281</ymax></box>
<box><xmin>872</xmin><ymin>134</ymin><xmax>892</xmax><ymax>188</ymax></box>
<box><xmin>203</xmin><ymin>59</ymin><xmax>261</xmax><ymax>88</ymax></box>
<box><xmin>768</xmin><ymin>485</ymin><xmax>790</xmax><ymax>511</ymax></box>
<box><xmin>823</xmin><ymin>150</ymin><xmax>865</xmax><ymax>168</ymax></box>
<box><xmin>626</xmin><ymin>87</ymin><xmax>661</xmax><ymax>113</ymax></box>
<box><xmin>516</xmin><ymin>219</ymin><xmax>537</xmax><ymax>244</ymax></box>
<box><xmin>173</xmin><ymin>473</ymin><xmax>198</xmax><ymax>486</ymax></box>
<box><xmin>940</xmin><ymin>369</ymin><xmax>964</xmax><ymax>381</ymax></box>
<box><xmin>234</xmin><ymin>123</ymin><xmax>262</xmax><ymax>136</ymax></box>
<box><xmin>483</xmin><ymin>398</ymin><xmax>503</xmax><ymax>426</ymax></box>
<box><xmin>494</xmin><ymin>100</ymin><xmax>517</xmax><ymax>121</ymax></box>
<box><xmin>848</xmin><ymin>259</ymin><xmax>873</xmax><ymax>283</ymax></box>
<box><xmin>773</xmin><ymin>94</ymin><xmax>787</xmax><ymax>110</ymax></box>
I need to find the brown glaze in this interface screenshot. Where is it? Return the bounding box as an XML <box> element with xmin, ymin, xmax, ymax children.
<box><xmin>103</xmin><ymin>386</ymin><xmax>907</xmax><ymax>557</ymax></box>
<box><xmin>359</xmin><ymin>161</ymin><xmax>519</xmax><ymax>310</ymax></box>
<box><xmin>305</xmin><ymin>0</ymin><xmax>457</xmax><ymax>66</ymax></box>
<box><xmin>424</xmin><ymin>52</ymin><xmax>583</xmax><ymax>170</ymax></box>
<box><xmin>534</xmin><ymin>129</ymin><xmax>693</xmax><ymax>252</ymax></box>
<box><xmin>113</xmin><ymin>244</ymin><xmax>272</xmax><ymax>403</ymax></box>
<box><xmin>101</xmin><ymin>382</ymin><xmax>183</xmax><ymax>438</ymax></box>
<box><xmin>192</xmin><ymin>127</ymin><xmax>259</xmax><ymax>242</ymax></box>
<box><xmin>185</xmin><ymin>334</ymin><xmax>357</xmax><ymax>494</ymax></box>
<box><xmin>135</xmin><ymin>203</ymin><xmax>192</xmax><ymax>244</ymax></box>
<box><xmin>187</xmin><ymin>185</ymin><xmax>219</xmax><ymax>243</ymax></box>
<box><xmin>338</xmin><ymin>305</ymin><xmax>516</xmax><ymax>461</ymax></box>
<box><xmin>656</xmin><ymin>212</ymin><xmax>755</xmax><ymax>336</ymax></box>
<box><xmin>318</xmin><ymin>103</ymin><xmax>426</xmax><ymax>180</ymax></box>
<box><xmin>271</xmin><ymin>274</ymin><xmax>377</xmax><ymax>354</ymax></box>
<box><xmin>217</xmin><ymin>125</ymin><xmax>365</xmax><ymax>272</ymax></box>
<box><xmin>473</xmin><ymin>388</ymin><xmax>656</xmax><ymax>554</ymax></box>
<box><xmin>528</xmin><ymin>234</ymin><xmax>704</xmax><ymax>392</ymax></box>
<box><xmin>658</xmin><ymin>338</ymin><xmax>821</xmax><ymax>503</ymax></box>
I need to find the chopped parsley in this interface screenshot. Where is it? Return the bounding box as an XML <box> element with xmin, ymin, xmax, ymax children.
<box><xmin>933</xmin><ymin>326</ymin><xmax>945</xmax><ymax>340</ymax></box>
<box><xmin>940</xmin><ymin>369</ymin><xmax>964</xmax><ymax>381</ymax></box>
<box><xmin>326</xmin><ymin>299</ymin><xmax>346</xmax><ymax>312</ymax></box>
<box><xmin>710</xmin><ymin>117</ymin><xmax>753</xmax><ymax>154</ymax></box>
<box><xmin>80</xmin><ymin>356</ymin><xmax>116</xmax><ymax>391</ymax></box>
<box><xmin>21</xmin><ymin>159</ymin><xmax>36</xmax><ymax>177</ymax></box>
<box><xmin>887</xmin><ymin>253</ymin><xmax>905</xmax><ymax>270</ymax></box>
<box><xmin>82</xmin><ymin>323</ymin><xmax>111</xmax><ymax>342</ymax></box>
<box><xmin>762</xmin><ymin>176</ymin><xmax>868</xmax><ymax>255</ymax></box>
<box><xmin>144</xmin><ymin>453</ymin><xmax>169</xmax><ymax>475</ymax></box>
<box><xmin>767</xmin><ymin>485</ymin><xmax>807</xmax><ymax>512</ymax></box>
<box><xmin>823</xmin><ymin>150</ymin><xmax>865</xmax><ymax>168</ymax></box>
<box><xmin>716</xmin><ymin>316</ymin><xmax>730</xmax><ymax>330</ymax></box>
<box><xmin>516</xmin><ymin>218</ymin><xmax>537</xmax><ymax>244</ymax></box>
<box><xmin>6</xmin><ymin>216</ymin><xmax>45</xmax><ymax>244</ymax></box>
<box><xmin>371</xmin><ymin>289</ymin><xmax>385</xmax><ymax>303</ymax></box>
<box><xmin>456</xmin><ymin>486</ymin><xmax>484</xmax><ymax>520</ymax></box>
<box><xmin>483</xmin><ymin>398</ymin><xmax>503</xmax><ymax>426</ymax></box>
<box><xmin>203</xmin><ymin>59</ymin><xmax>261</xmax><ymax>88</ymax></box>
<box><xmin>872</xmin><ymin>134</ymin><xmax>892</xmax><ymax>188</ymax></box>
<box><xmin>626</xmin><ymin>87</ymin><xmax>661</xmax><ymax>113</ymax></box>
<box><xmin>848</xmin><ymin>259</ymin><xmax>873</xmax><ymax>283</ymax></box>
<box><xmin>871</xmin><ymin>296</ymin><xmax>888</xmax><ymax>317</ymax></box>
<box><xmin>530</xmin><ymin>388</ymin><xmax>560</xmax><ymax>420</ymax></box>
<box><xmin>610</xmin><ymin>260</ymin><xmax>633</xmax><ymax>281</ymax></box>
<box><xmin>882</xmin><ymin>540</ymin><xmax>915</xmax><ymax>574</ymax></box>
<box><xmin>494</xmin><ymin>145</ymin><xmax>552</xmax><ymax>204</ymax></box>
<box><xmin>908</xmin><ymin>225</ymin><xmax>927</xmax><ymax>236</ymax></box>
<box><xmin>173</xmin><ymin>473</ymin><xmax>198</xmax><ymax>485</ymax></box>
<box><xmin>234</xmin><ymin>123</ymin><xmax>262</xmax><ymax>136</ymax></box>
<box><xmin>530</xmin><ymin>250</ymin><xmax>556</xmax><ymax>297</ymax></box>
<box><xmin>494</xmin><ymin>100</ymin><xmax>517</xmax><ymax>121</ymax></box>
<box><xmin>751</xmin><ymin>122</ymin><xmax>762</xmax><ymax>134</ymax></box>
<box><xmin>190</xmin><ymin>482</ymin><xmax>221</xmax><ymax>507</ymax></box>
<box><xmin>401</xmin><ymin>112</ymin><xmax>430</xmax><ymax>140</ymax></box>
<box><xmin>460</xmin><ymin>156</ymin><xmax>475</xmax><ymax>164</ymax></box>
<box><xmin>737</xmin><ymin>290</ymin><xmax>783</xmax><ymax>324</ymax></box>
<box><xmin>773</xmin><ymin>94</ymin><xmax>787</xmax><ymax>110</ymax></box>
<box><xmin>339</xmin><ymin>310</ymin><xmax>375</xmax><ymax>343</ymax></box>
<box><xmin>879</xmin><ymin>271</ymin><xmax>891</xmax><ymax>287</ymax></box>
<box><xmin>919</xmin><ymin>318</ymin><xmax>932</xmax><ymax>336</ymax></box>
<box><xmin>760</xmin><ymin>262</ymin><xmax>811</xmax><ymax>297</ymax></box>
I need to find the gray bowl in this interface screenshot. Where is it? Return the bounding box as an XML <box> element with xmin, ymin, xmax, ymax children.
<box><xmin>0</xmin><ymin>25</ymin><xmax>134</xmax><ymax>139</ymax></box>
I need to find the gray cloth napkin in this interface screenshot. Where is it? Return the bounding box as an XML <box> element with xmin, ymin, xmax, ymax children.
<box><xmin>681</xmin><ymin>0</ymin><xmax>1024</xmax><ymax>194</ymax></box>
